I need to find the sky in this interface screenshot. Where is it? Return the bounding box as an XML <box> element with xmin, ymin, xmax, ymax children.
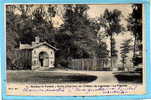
<box><xmin>52</xmin><ymin>4</ymin><xmax>133</xmax><ymax>27</ymax></box>
<box><xmin>88</xmin><ymin>4</ymin><xmax>132</xmax><ymax>18</ymax></box>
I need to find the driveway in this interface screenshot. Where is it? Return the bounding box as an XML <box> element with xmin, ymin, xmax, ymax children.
<box><xmin>7</xmin><ymin>70</ymin><xmax>118</xmax><ymax>84</ymax></box>
<box><xmin>52</xmin><ymin>70</ymin><xmax>118</xmax><ymax>84</ymax></box>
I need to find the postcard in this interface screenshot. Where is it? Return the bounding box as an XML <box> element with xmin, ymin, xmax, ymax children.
<box><xmin>4</xmin><ymin>3</ymin><xmax>147</xmax><ymax>96</ymax></box>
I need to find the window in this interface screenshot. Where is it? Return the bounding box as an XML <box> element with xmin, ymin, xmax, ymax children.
<box><xmin>33</xmin><ymin>60</ymin><xmax>36</xmax><ymax>65</ymax></box>
<box><xmin>51</xmin><ymin>61</ymin><xmax>54</xmax><ymax>64</ymax></box>
<box><xmin>34</xmin><ymin>50</ymin><xmax>36</xmax><ymax>54</ymax></box>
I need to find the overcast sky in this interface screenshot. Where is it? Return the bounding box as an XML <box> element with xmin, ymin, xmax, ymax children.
<box><xmin>52</xmin><ymin>4</ymin><xmax>133</xmax><ymax>27</ymax></box>
<box><xmin>88</xmin><ymin>4</ymin><xmax>132</xmax><ymax>18</ymax></box>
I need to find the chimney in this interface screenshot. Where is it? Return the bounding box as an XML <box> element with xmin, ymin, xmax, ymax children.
<box><xmin>32</xmin><ymin>36</ymin><xmax>40</xmax><ymax>46</ymax></box>
<box><xmin>35</xmin><ymin>36</ymin><xmax>40</xmax><ymax>43</ymax></box>
<box><xmin>19</xmin><ymin>41</ymin><xmax>22</xmax><ymax>49</ymax></box>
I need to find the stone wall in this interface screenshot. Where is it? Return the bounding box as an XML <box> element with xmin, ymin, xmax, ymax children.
<box><xmin>32</xmin><ymin>45</ymin><xmax>55</xmax><ymax>70</ymax></box>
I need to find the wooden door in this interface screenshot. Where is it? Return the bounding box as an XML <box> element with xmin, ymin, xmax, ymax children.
<box><xmin>43</xmin><ymin>57</ymin><xmax>49</xmax><ymax>67</ymax></box>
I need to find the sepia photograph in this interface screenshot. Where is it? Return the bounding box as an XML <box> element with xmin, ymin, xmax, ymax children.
<box><xmin>6</xmin><ymin>4</ymin><xmax>144</xmax><ymax>96</ymax></box>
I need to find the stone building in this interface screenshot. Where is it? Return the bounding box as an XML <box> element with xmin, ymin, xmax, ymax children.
<box><xmin>19</xmin><ymin>36</ymin><xmax>57</xmax><ymax>70</ymax></box>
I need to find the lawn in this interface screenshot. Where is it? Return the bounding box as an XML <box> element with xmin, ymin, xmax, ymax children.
<box><xmin>113</xmin><ymin>72</ymin><xmax>142</xmax><ymax>83</ymax></box>
<box><xmin>7</xmin><ymin>71</ymin><xmax>97</xmax><ymax>84</ymax></box>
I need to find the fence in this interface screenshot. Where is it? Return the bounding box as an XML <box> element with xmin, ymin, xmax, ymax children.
<box><xmin>7</xmin><ymin>49</ymin><xmax>32</xmax><ymax>70</ymax></box>
<box><xmin>68</xmin><ymin>58</ymin><xmax>110</xmax><ymax>71</ymax></box>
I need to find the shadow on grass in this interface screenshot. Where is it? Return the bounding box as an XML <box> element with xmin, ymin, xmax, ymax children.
<box><xmin>7</xmin><ymin>71</ymin><xmax>97</xmax><ymax>84</ymax></box>
<box><xmin>113</xmin><ymin>72</ymin><xmax>142</xmax><ymax>84</ymax></box>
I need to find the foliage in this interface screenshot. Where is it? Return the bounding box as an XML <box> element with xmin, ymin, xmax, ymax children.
<box><xmin>100</xmin><ymin>9</ymin><xmax>124</xmax><ymax>36</ymax></box>
<box><xmin>127</xmin><ymin>4</ymin><xmax>142</xmax><ymax>41</ymax></box>
<box><xmin>6</xmin><ymin>5</ymin><xmax>20</xmax><ymax>68</ymax></box>
<box><xmin>31</xmin><ymin>6</ymin><xmax>56</xmax><ymax>44</ymax></box>
<box><xmin>127</xmin><ymin>4</ymin><xmax>142</xmax><ymax>66</ymax></box>
<box><xmin>55</xmin><ymin>4</ymin><xmax>109</xmax><ymax>67</ymax></box>
<box><xmin>120</xmin><ymin>39</ymin><xmax>132</xmax><ymax>68</ymax></box>
<box><xmin>6</xmin><ymin>4</ymin><xmax>110</xmax><ymax>69</ymax></box>
<box><xmin>99</xmin><ymin>9</ymin><xmax>124</xmax><ymax>68</ymax></box>
<box><xmin>111</xmin><ymin>38</ymin><xmax>118</xmax><ymax>57</ymax></box>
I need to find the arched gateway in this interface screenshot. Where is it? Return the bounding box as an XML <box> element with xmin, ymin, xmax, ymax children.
<box><xmin>39</xmin><ymin>52</ymin><xmax>49</xmax><ymax>67</ymax></box>
<box><xmin>18</xmin><ymin>36</ymin><xmax>57</xmax><ymax>70</ymax></box>
<box><xmin>31</xmin><ymin>42</ymin><xmax>57</xmax><ymax>70</ymax></box>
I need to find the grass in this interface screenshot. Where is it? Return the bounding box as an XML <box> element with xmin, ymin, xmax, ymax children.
<box><xmin>7</xmin><ymin>71</ymin><xmax>97</xmax><ymax>84</ymax></box>
<box><xmin>113</xmin><ymin>72</ymin><xmax>142</xmax><ymax>83</ymax></box>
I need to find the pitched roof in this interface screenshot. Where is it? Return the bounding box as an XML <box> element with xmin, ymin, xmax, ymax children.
<box><xmin>31</xmin><ymin>42</ymin><xmax>58</xmax><ymax>50</ymax></box>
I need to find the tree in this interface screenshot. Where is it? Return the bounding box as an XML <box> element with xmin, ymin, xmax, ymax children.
<box><xmin>120</xmin><ymin>39</ymin><xmax>132</xmax><ymax>70</ymax></box>
<box><xmin>111</xmin><ymin>38</ymin><xmax>118</xmax><ymax>57</ymax></box>
<box><xmin>11</xmin><ymin>5</ymin><xmax>35</xmax><ymax>44</ymax></box>
<box><xmin>55</xmin><ymin>4</ymin><xmax>109</xmax><ymax>67</ymax></box>
<box><xmin>95</xmin><ymin>26</ymin><xmax>109</xmax><ymax>59</ymax></box>
<box><xmin>31</xmin><ymin>5</ymin><xmax>57</xmax><ymax>45</ymax></box>
<box><xmin>127</xmin><ymin>4</ymin><xmax>142</xmax><ymax>66</ymax></box>
<box><xmin>58</xmin><ymin>4</ymin><xmax>96</xmax><ymax>58</ymax></box>
<box><xmin>6</xmin><ymin>5</ymin><xmax>19</xmax><ymax>69</ymax></box>
<box><xmin>6</xmin><ymin>4</ymin><xmax>109</xmax><ymax>69</ymax></box>
<box><xmin>6</xmin><ymin>5</ymin><xmax>57</xmax><ymax>69</ymax></box>
<box><xmin>15</xmin><ymin>5</ymin><xmax>33</xmax><ymax>19</ymax></box>
<box><xmin>55</xmin><ymin>4</ymin><xmax>91</xmax><ymax>66</ymax></box>
<box><xmin>99</xmin><ymin>9</ymin><xmax>124</xmax><ymax>69</ymax></box>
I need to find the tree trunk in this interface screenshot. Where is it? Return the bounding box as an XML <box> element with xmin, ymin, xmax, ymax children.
<box><xmin>133</xmin><ymin>34</ymin><xmax>136</xmax><ymax>68</ymax></box>
<box><xmin>110</xmin><ymin>35</ymin><xmax>113</xmax><ymax>70</ymax></box>
<box><xmin>122</xmin><ymin>57</ymin><xmax>125</xmax><ymax>71</ymax></box>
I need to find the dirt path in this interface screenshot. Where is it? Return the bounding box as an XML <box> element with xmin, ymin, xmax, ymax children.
<box><xmin>51</xmin><ymin>70</ymin><xmax>118</xmax><ymax>84</ymax></box>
